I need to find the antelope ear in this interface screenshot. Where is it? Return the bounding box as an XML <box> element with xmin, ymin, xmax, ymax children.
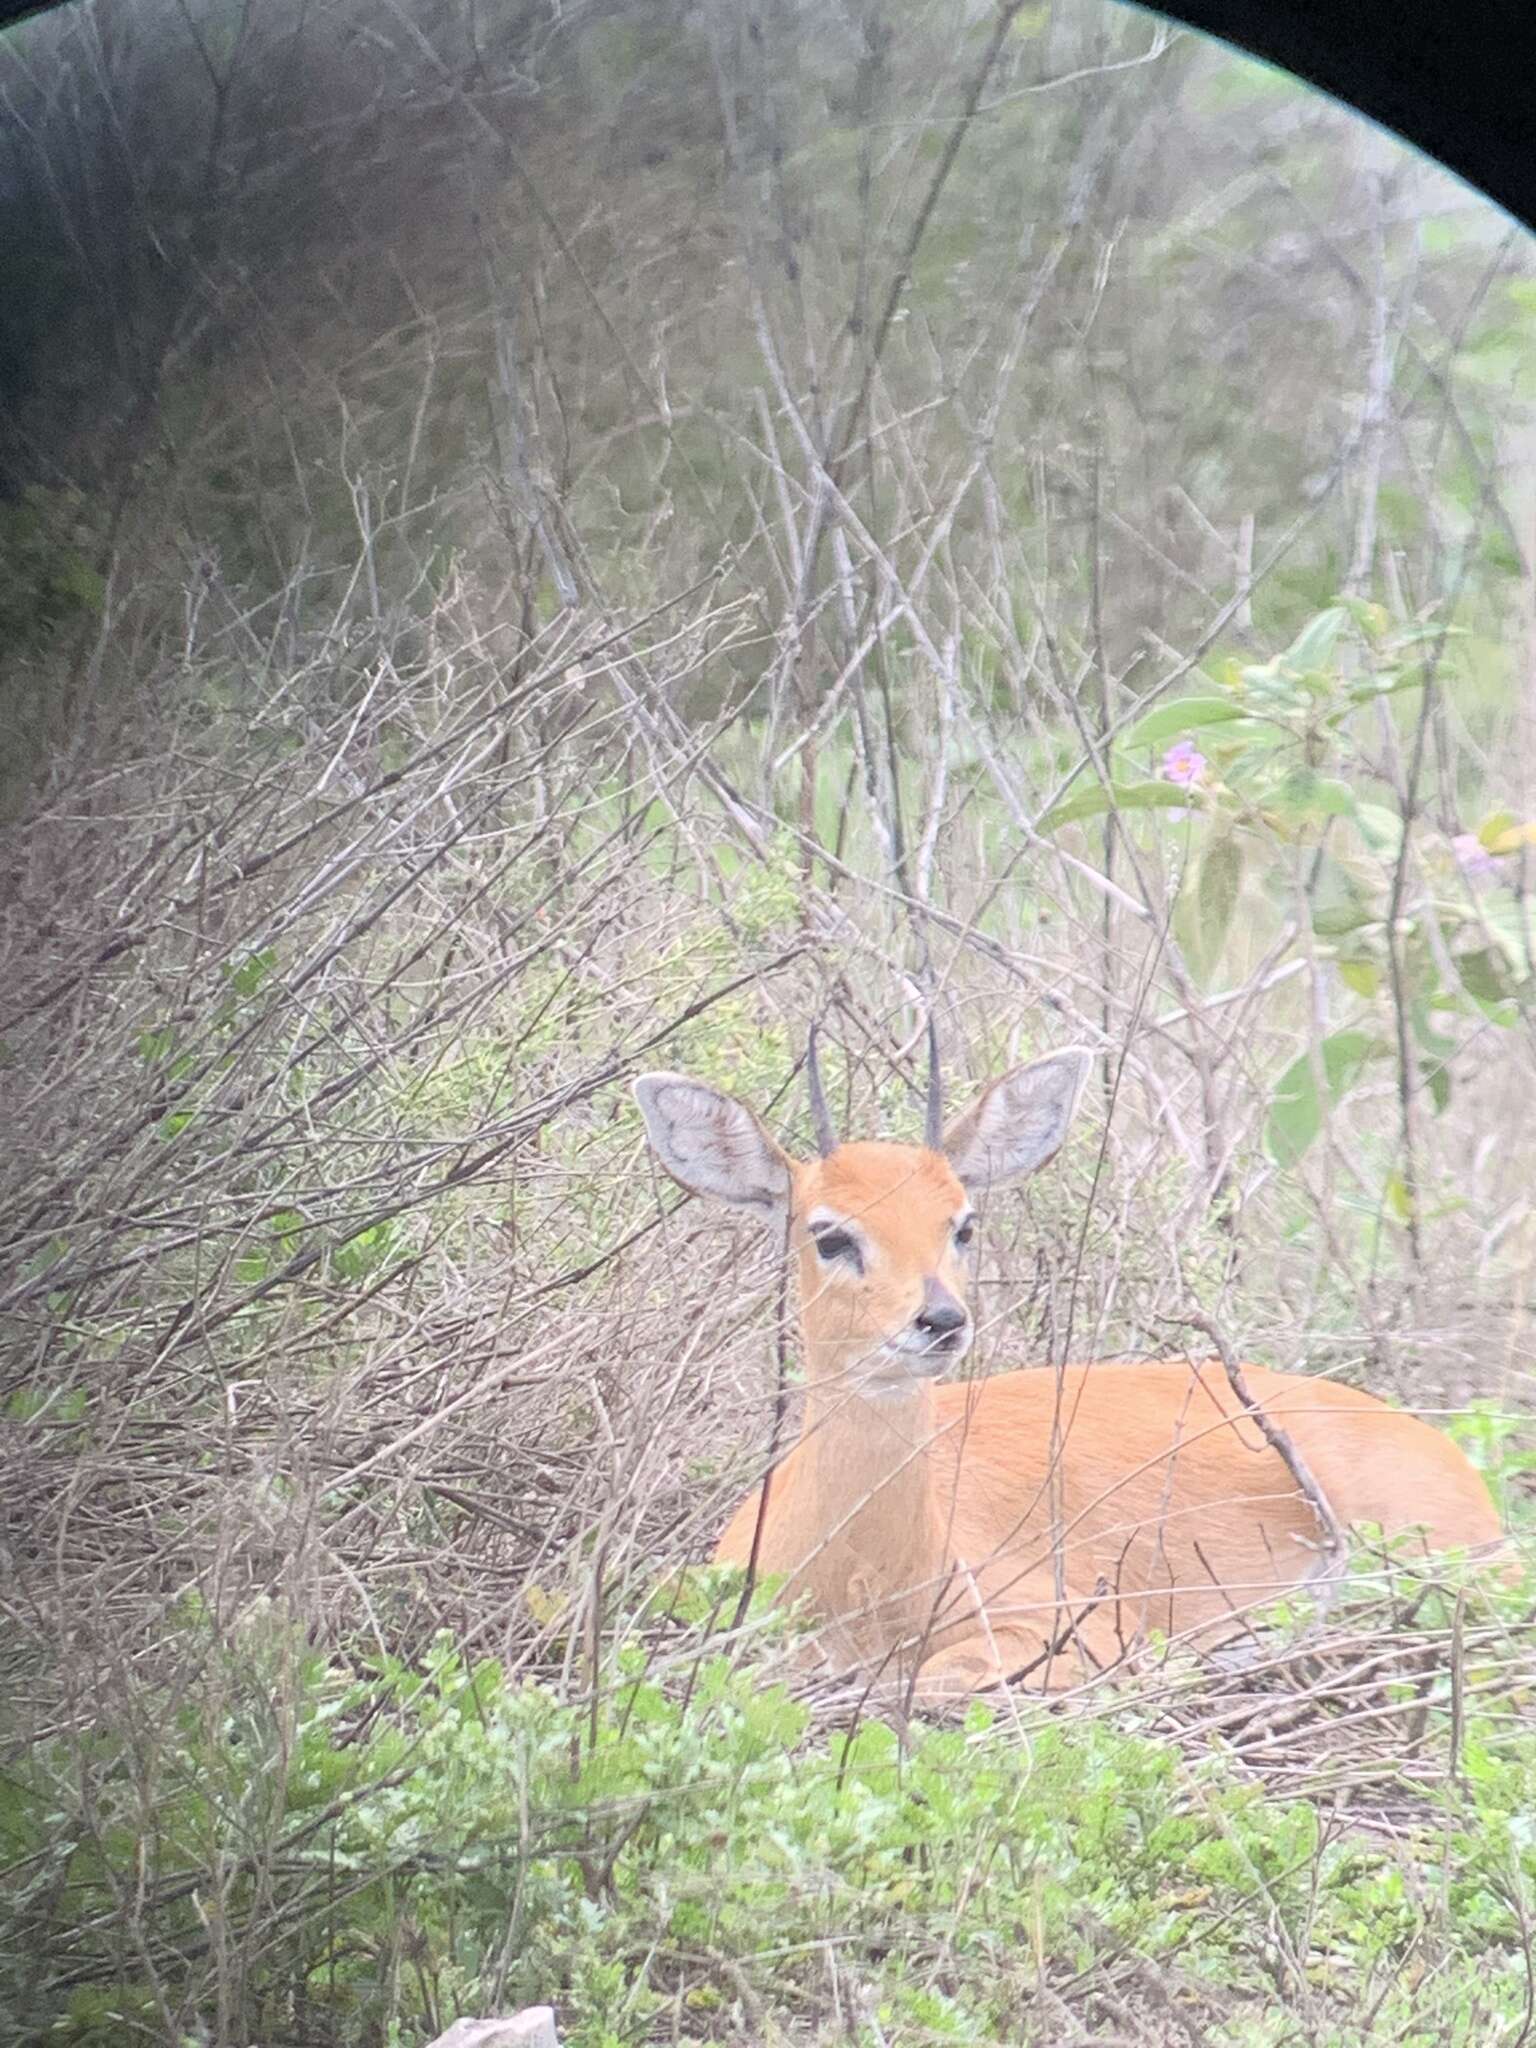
<box><xmin>632</xmin><ymin>1073</ymin><xmax>793</xmax><ymax>1212</ymax></box>
<box><xmin>943</xmin><ymin>1048</ymin><xmax>1093</xmax><ymax>1189</ymax></box>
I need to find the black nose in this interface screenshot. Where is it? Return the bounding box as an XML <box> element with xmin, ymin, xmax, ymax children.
<box><xmin>916</xmin><ymin>1279</ymin><xmax>967</xmax><ymax>1337</ymax></box>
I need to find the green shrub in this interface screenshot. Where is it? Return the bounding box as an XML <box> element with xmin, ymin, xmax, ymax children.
<box><xmin>5</xmin><ymin>1571</ymin><xmax>1536</xmax><ymax>2047</ymax></box>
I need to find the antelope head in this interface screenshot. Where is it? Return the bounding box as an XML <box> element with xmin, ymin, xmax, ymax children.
<box><xmin>633</xmin><ymin>1033</ymin><xmax>1093</xmax><ymax>1398</ymax></box>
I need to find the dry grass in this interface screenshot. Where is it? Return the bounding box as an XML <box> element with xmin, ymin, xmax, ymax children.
<box><xmin>2</xmin><ymin>557</ymin><xmax>1531</xmax><ymax>1758</ymax></box>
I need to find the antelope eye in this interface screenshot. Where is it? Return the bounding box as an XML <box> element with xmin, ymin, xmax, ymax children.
<box><xmin>811</xmin><ymin>1227</ymin><xmax>862</xmax><ymax>1271</ymax></box>
<box><xmin>953</xmin><ymin>1217</ymin><xmax>976</xmax><ymax>1251</ymax></box>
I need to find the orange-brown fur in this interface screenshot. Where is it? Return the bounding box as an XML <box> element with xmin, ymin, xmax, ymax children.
<box><xmin>714</xmin><ymin>1141</ymin><xmax>1503</xmax><ymax>1696</ymax></box>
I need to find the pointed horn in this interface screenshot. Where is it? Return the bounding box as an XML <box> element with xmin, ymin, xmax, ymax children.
<box><xmin>806</xmin><ymin>1021</ymin><xmax>838</xmax><ymax>1158</ymax></box>
<box><xmin>924</xmin><ymin>1012</ymin><xmax>944</xmax><ymax>1151</ymax></box>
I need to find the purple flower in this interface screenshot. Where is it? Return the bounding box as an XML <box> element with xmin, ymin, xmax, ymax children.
<box><xmin>1452</xmin><ymin>832</ymin><xmax>1501</xmax><ymax>881</ymax></box>
<box><xmin>1161</xmin><ymin>739</ymin><xmax>1206</xmax><ymax>787</ymax></box>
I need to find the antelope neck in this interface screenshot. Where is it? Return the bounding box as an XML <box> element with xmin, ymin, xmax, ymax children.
<box><xmin>797</xmin><ymin>1331</ymin><xmax>948</xmax><ymax>1633</ymax></box>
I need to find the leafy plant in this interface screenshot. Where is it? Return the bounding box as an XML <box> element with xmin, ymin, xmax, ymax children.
<box><xmin>1047</xmin><ymin>605</ymin><xmax>1533</xmax><ymax>1198</ymax></box>
<box><xmin>5</xmin><ymin>1566</ymin><xmax>1536</xmax><ymax>2048</ymax></box>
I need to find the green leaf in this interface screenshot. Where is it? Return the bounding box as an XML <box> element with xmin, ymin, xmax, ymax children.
<box><xmin>1194</xmin><ymin>834</ymin><xmax>1243</xmax><ymax>975</ymax></box>
<box><xmin>1410</xmin><ymin>1000</ymin><xmax>1457</xmax><ymax>1058</ymax></box>
<box><xmin>1425</xmin><ymin>1062</ymin><xmax>1452</xmax><ymax>1115</ymax></box>
<box><xmin>1270</xmin><ymin>767</ymin><xmax>1355</xmax><ymax>824</ymax></box>
<box><xmin>1337</xmin><ymin>957</ymin><xmax>1380</xmax><ymax>997</ymax></box>
<box><xmin>268</xmin><ymin>1211</ymin><xmax>307</xmax><ymax>1258</ymax></box>
<box><xmin>1308</xmin><ymin>853</ymin><xmax>1377</xmax><ymax>937</ymax></box>
<box><xmin>1389</xmin><ymin>622</ymin><xmax>1466</xmax><ymax>648</ymax></box>
<box><xmin>1040</xmin><ymin>781</ymin><xmax>1199</xmax><ymax>830</ymax></box>
<box><xmin>1310</xmin><ymin>776</ymin><xmax>1355</xmax><ymax>817</ymax></box>
<box><xmin>1353</xmin><ymin>803</ymin><xmax>1404</xmax><ymax>858</ymax></box>
<box><xmin>1475</xmin><ymin>897</ymin><xmax>1535</xmax><ymax>972</ymax></box>
<box><xmin>1339</xmin><ymin>596</ymin><xmax>1391</xmax><ymax>642</ymax></box>
<box><xmin>1342</xmin><ymin>669</ymin><xmax>1425</xmax><ymax>708</ymax></box>
<box><xmin>1120</xmin><ymin>696</ymin><xmax>1249</xmax><ymax>752</ymax></box>
<box><xmin>1282</xmin><ymin>606</ymin><xmax>1349</xmax><ymax>674</ymax></box>
<box><xmin>1455</xmin><ymin>948</ymin><xmax>1511</xmax><ymax>1005</ymax></box>
<box><xmin>227</xmin><ymin>947</ymin><xmax>278</xmax><ymax>998</ymax></box>
<box><xmin>1236</xmin><ymin>655</ymin><xmax>1308</xmax><ymax>711</ymax></box>
<box><xmin>1478</xmin><ymin>809</ymin><xmax>1520</xmax><ymax>851</ymax></box>
<box><xmin>1263</xmin><ymin>1029</ymin><xmax>1381</xmax><ymax>1167</ymax></box>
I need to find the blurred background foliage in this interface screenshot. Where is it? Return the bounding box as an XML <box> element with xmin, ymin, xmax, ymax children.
<box><xmin>2</xmin><ymin>0</ymin><xmax>1533</xmax><ymax>701</ymax></box>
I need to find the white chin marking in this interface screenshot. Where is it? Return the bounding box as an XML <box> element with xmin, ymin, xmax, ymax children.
<box><xmin>874</xmin><ymin>1331</ymin><xmax>973</xmax><ymax>1379</ymax></box>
